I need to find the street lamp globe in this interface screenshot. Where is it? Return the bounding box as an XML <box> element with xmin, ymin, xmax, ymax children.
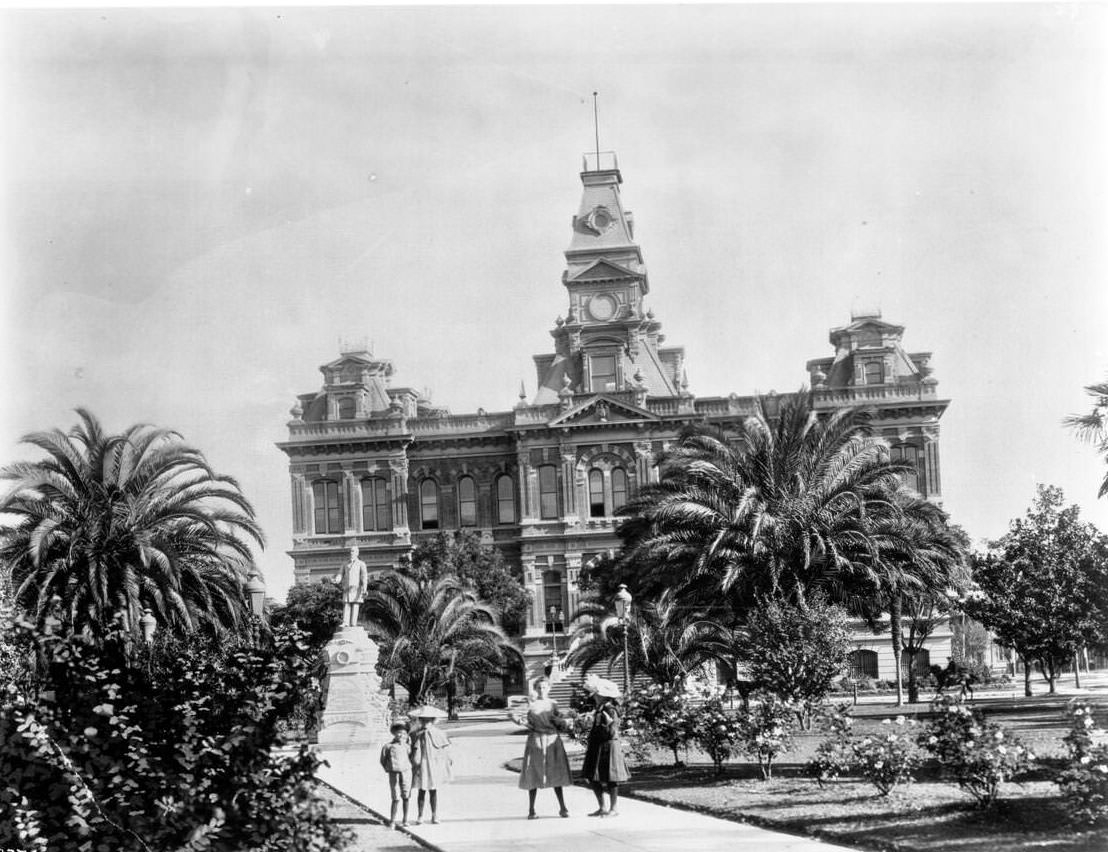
<box><xmin>139</xmin><ymin>608</ymin><xmax>157</xmax><ymax>644</ymax></box>
<box><xmin>614</xmin><ymin>584</ymin><xmax>632</xmax><ymax>621</ymax></box>
<box><xmin>246</xmin><ymin>570</ymin><xmax>266</xmax><ymax>619</ymax></box>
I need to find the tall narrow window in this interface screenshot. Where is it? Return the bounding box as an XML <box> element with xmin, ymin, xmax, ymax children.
<box><xmin>312</xmin><ymin>480</ymin><xmax>343</xmax><ymax>534</ymax></box>
<box><xmin>360</xmin><ymin>477</ymin><xmax>391</xmax><ymax>531</ymax></box>
<box><xmin>543</xmin><ymin>570</ymin><xmax>565</xmax><ymax>633</ymax></box>
<box><xmin>611</xmin><ymin>467</ymin><xmax>628</xmax><ymax>512</ymax></box>
<box><xmin>590</xmin><ymin>355</ymin><xmax>617</xmax><ymax>392</ymax></box>
<box><xmin>588</xmin><ymin>469</ymin><xmax>605</xmax><ymax>518</ymax></box>
<box><xmin>496</xmin><ymin>475</ymin><xmax>516</xmax><ymax>524</ymax></box>
<box><xmin>420</xmin><ymin>480</ymin><xmax>439</xmax><ymax>530</ymax></box>
<box><xmin>863</xmin><ymin>362</ymin><xmax>884</xmax><ymax>385</ymax></box>
<box><xmin>457</xmin><ymin>476</ymin><xmax>477</xmax><ymax>527</ymax></box>
<box><xmin>892</xmin><ymin>445</ymin><xmax>920</xmax><ymax>492</ymax></box>
<box><xmin>538</xmin><ymin>465</ymin><xmax>559</xmax><ymax>520</ymax></box>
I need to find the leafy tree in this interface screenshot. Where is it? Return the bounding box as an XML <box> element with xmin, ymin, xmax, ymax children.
<box><xmin>0</xmin><ymin>614</ymin><xmax>349</xmax><ymax>851</ymax></box>
<box><xmin>566</xmin><ymin>591</ymin><xmax>731</xmax><ymax>689</ymax></box>
<box><xmin>269</xmin><ymin>579</ymin><xmax>343</xmax><ymax>654</ymax></box>
<box><xmin>362</xmin><ymin>571</ymin><xmax>521</xmax><ymax>704</ymax></box>
<box><xmin>406</xmin><ymin>531</ymin><xmax>531</xmax><ymax>635</ymax></box>
<box><xmin>965</xmin><ymin>485</ymin><xmax>1108</xmax><ymax>695</ymax></box>
<box><xmin>742</xmin><ymin>594</ymin><xmax>850</xmax><ymax>728</ymax></box>
<box><xmin>0</xmin><ymin>409</ymin><xmax>263</xmax><ymax>641</ymax></box>
<box><xmin>1065</xmin><ymin>376</ymin><xmax>1108</xmax><ymax>498</ymax></box>
<box><xmin>616</xmin><ymin>393</ymin><xmax>912</xmax><ymax>620</ymax></box>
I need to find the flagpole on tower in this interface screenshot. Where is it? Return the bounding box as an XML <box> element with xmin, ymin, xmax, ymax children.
<box><xmin>593</xmin><ymin>91</ymin><xmax>600</xmax><ymax>171</ymax></box>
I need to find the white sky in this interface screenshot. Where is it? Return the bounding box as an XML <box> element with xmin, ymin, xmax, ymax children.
<box><xmin>2</xmin><ymin>4</ymin><xmax>1107</xmax><ymax>602</ymax></box>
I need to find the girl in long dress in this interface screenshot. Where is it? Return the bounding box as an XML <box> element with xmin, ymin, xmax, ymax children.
<box><xmin>410</xmin><ymin>710</ymin><xmax>453</xmax><ymax>824</ymax></box>
<box><xmin>515</xmin><ymin>676</ymin><xmax>573</xmax><ymax>819</ymax></box>
<box><xmin>581</xmin><ymin>677</ymin><xmax>630</xmax><ymax>817</ymax></box>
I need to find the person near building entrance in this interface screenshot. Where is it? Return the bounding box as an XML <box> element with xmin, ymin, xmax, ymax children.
<box><xmin>581</xmin><ymin>675</ymin><xmax>630</xmax><ymax>817</ymax></box>
<box><xmin>514</xmin><ymin>676</ymin><xmax>573</xmax><ymax>819</ymax></box>
<box><xmin>333</xmin><ymin>546</ymin><xmax>368</xmax><ymax>626</ymax></box>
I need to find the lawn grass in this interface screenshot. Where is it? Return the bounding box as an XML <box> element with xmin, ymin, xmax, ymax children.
<box><xmin>547</xmin><ymin>696</ymin><xmax>1108</xmax><ymax>851</ymax></box>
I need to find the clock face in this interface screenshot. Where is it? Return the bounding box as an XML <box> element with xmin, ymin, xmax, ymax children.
<box><xmin>589</xmin><ymin>294</ymin><xmax>617</xmax><ymax>321</ymax></box>
<box><xmin>587</xmin><ymin>206</ymin><xmax>615</xmax><ymax>234</ymax></box>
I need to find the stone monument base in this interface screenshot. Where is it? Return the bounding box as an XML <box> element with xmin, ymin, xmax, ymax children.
<box><xmin>317</xmin><ymin>625</ymin><xmax>390</xmax><ymax>749</ymax></box>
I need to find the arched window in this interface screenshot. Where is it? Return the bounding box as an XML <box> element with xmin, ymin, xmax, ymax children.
<box><xmin>588</xmin><ymin>469</ymin><xmax>605</xmax><ymax>518</ymax></box>
<box><xmin>496</xmin><ymin>475</ymin><xmax>516</xmax><ymax>524</ymax></box>
<box><xmin>337</xmin><ymin>397</ymin><xmax>356</xmax><ymax>419</ymax></box>
<box><xmin>420</xmin><ymin>479</ymin><xmax>440</xmax><ymax>530</ymax></box>
<box><xmin>538</xmin><ymin>465</ymin><xmax>558</xmax><ymax>520</ymax></box>
<box><xmin>457</xmin><ymin>476</ymin><xmax>477</xmax><ymax>527</ymax></box>
<box><xmin>847</xmin><ymin>649</ymin><xmax>879</xmax><ymax>680</ymax></box>
<box><xmin>590</xmin><ymin>354</ymin><xmax>618</xmax><ymax>392</ymax></box>
<box><xmin>360</xmin><ymin>477</ymin><xmax>390</xmax><ymax>531</ymax></box>
<box><xmin>863</xmin><ymin>362</ymin><xmax>883</xmax><ymax>385</ymax></box>
<box><xmin>901</xmin><ymin>648</ymin><xmax>931</xmax><ymax>679</ymax></box>
<box><xmin>611</xmin><ymin>467</ymin><xmax>628</xmax><ymax>512</ymax></box>
<box><xmin>892</xmin><ymin>445</ymin><xmax>920</xmax><ymax>492</ymax></box>
<box><xmin>312</xmin><ymin>479</ymin><xmax>343</xmax><ymax>534</ymax></box>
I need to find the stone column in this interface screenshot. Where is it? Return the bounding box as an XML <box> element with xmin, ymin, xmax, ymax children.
<box><xmin>634</xmin><ymin>441</ymin><xmax>655</xmax><ymax>489</ymax></box>
<box><xmin>522</xmin><ymin>556</ymin><xmax>542</xmax><ymax>631</ymax></box>
<box><xmin>291</xmin><ymin>473</ymin><xmax>307</xmax><ymax>535</ymax></box>
<box><xmin>565</xmin><ymin>555</ymin><xmax>582</xmax><ymax>620</ymax></box>
<box><xmin>317</xmin><ymin>625</ymin><xmax>391</xmax><ymax>749</ymax></box>
<box><xmin>560</xmin><ymin>448</ymin><xmax>578</xmax><ymax>520</ymax></box>
<box><xmin>518</xmin><ymin>452</ymin><xmax>536</xmax><ymax>520</ymax></box>
<box><xmin>343</xmin><ymin>470</ymin><xmax>359</xmax><ymax>534</ymax></box>
<box><xmin>388</xmin><ymin>457</ymin><xmax>410</xmax><ymax>531</ymax></box>
<box><xmin>922</xmin><ymin>431</ymin><xmax>942</xmax><ymax>498</ymax></box>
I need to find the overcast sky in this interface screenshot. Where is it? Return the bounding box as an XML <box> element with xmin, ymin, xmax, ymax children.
<box><xmin>2</xmin><ymin>4</ymin><xmax>1107</xmax><ymax>601</ymax></box>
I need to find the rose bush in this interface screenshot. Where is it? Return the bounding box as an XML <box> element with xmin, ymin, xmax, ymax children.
<box><xmin>1055</xmin><ymin>699</ymin><xmax>1108</xmax><ymax>824</ymax></box>
<box><xmin>853</xmin><ymin>715</ymin><xmax>920</xmax><ymax>796</ymax></box>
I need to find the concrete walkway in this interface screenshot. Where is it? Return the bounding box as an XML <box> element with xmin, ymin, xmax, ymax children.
<box><xmin>318</xmin><ymin>719</ymin><xmax>856</xmax><ymax>852</ymax></box>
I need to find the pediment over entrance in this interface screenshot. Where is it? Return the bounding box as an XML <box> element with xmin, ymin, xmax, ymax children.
<box><xmin>548</xmin><ymin>394</ymin><xmax>659</xmax><ymax>427</ymax></box>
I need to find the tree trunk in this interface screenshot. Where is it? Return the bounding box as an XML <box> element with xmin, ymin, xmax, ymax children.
<box><xmin>906</xmin><ymin>650</ymin><xmax>920</xmax><ymax>704</ymax></box>
<box><xmin>1043</xmin><ymin>658</ymin><xmax>1057</xmax><ymax>694</ymax></box>
<box><xmin>890</xmin><ymin>594</ymin><xmax>904</xmax><ymax>706</ymax></box>
<box><xmin>1022</xmin><ymin>657</ymin><xmax>1032</xmax><ymax>697</ymax></box>
<box><xmin>1074</xmin><ymin>653</ymin><xmax>1082</xmax><ymax>689</ymax></box>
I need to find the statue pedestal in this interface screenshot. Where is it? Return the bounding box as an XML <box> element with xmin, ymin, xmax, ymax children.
<box><xmin>317</xmin><ymin>625</ymin><xmax>390</xmax><ymax>749</ymax></box>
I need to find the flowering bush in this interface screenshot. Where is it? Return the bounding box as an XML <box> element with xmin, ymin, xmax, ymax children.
<box><xmin>623</xmin><ymin>679</ymin><xmax>696</xmax><ymax>766</ymax></box>
<box><xmin>692</xmin><ymin>692</ymin><xmax>746</xmax><ymax>774</ymax></box>
<box><xmin>1055</xmin><ymin>699</ymin><xmax>1108</xmax><ymax>824</ymax></box>
<box><xmin>919</xmin><ymin>695</ymin><xmax>1034</xmax><ymax>807</ymax></box>
<box><xmin>805</xmin><ymin>703</ymin><xmax>855</xmax><ymax>786</ymax></box>
<box><xmin>736</xmin><ymin>693</ymin><xmax>796</xmax><ymax>780</ymax></box>
<box><xmin>853</xmin><ymin>715</ymin><xmax>920</xmax><ymax>796</ymax></box>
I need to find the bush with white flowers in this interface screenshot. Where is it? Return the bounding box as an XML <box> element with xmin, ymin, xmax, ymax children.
<box><xmin>919</xmin><ymin>695</ymin><xmax>1034</xmax><ymax>807</ymax></box>
<box><xmin>853</xmin><ymin>715</ymin><xmax>921</xmax><ymax>796</ymax></box>
<box><xmin>1055</xmin><ymin>699</ymin><xmax>1108</xmax><ymax>824</ymax></box>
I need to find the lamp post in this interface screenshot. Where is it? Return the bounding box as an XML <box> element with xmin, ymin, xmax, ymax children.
<box><xmin>139</xmin><ymin>608</ymin><xmax>157</xmax><ymax>644</ymax></box>
<box><xmin>246</xmin><ymin>569</ymin><xmax>266</xmax><ymax>619</ymax></box>
<box><xmin>614</xmin><ymin>584</ymin><xmax>632</xmax><ymax>698</ymax></box>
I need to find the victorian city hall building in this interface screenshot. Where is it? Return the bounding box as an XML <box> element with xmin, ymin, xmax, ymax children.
<box><xmin>278</xmin><ymin>151</ymin><xmax>952</xmax><ymax>696</ymax></box>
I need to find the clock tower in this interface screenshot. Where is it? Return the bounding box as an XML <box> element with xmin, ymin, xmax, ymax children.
<box><xmin>533</xmin><ymin>151</ymin><xmax>684</xmax><ymax>404</ymax></box>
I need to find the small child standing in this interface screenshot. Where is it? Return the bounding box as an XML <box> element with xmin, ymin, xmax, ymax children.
<box><xmin>409</xmin><ymin>707</ymin><xmax>453</xmax><ymax>825</ymax></box>
<box><xmin>379</xmin><ymin>721</ymin><xmax>412</xmax><ymax>828</ymax></box>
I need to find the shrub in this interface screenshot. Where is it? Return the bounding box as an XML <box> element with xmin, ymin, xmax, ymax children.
<box><xmin>0</xmin><ymin>615</ymin><xmax>351</xmax><ymax>851</ymax></box>
<box><xmin>853</xmin><ymin>715</ymin><xmax>920</xmax><ymax>796</ymax></box>
<box><xmin>1055</xmin><ymin>699</ymin><xmax>1108</xmax><ymax>824</ymax></box>
<box><xmin>736</xmin><ymin>693</ymin><xmax>796</xmax><ymax>780</ymax></box>
<box><xmin>692</xmin><ymin>692</ymin><xmax>746</xmax><ymax>774</ymax></box>
<box><xmin>805</xmin><ymin>703</ymin><xmax>855</xmax><ymax>786</ymax></box>
<box><xmin>473</xmin><ymin>693</ymin><xmax>506</xmax><ymax>709</ymax></box>
<box><xmin>919</xmin><ymin>695</ymin><xmax>1034</xmax><ymax>807</ymax></box>
<box><xmin>624</xmin><ymin>679</ymin><xmax>696</xmax><ymax>767</ymax></box>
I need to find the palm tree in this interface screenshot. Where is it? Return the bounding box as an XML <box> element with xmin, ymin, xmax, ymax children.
<box><xmin>362</xmin><ymin>571</ymin><xmax>521</xmax><ymax>705</ymax></box>
<box><xmin>849</xmin><ymin>493</ymin><xmax>968</xmax><ymax>705</ymax></box>
<box><xmin>619</xmin><ymin>391</ymin><xmax>911</xmax><ymax>617</ymax></box>
<box><xmin>1065</xmin><ymin>377</ymin><xmax>1108</xmax><ymax>498</ymax></box>
<box><xmin>0</xmin><ymin>409</ymin><xmax>263</xmax><ymax>640</ymax></box>
<box><xmin>565</xmin><ymin>592</ymin><xmax>732</xmax><ymax>689</ymax></box>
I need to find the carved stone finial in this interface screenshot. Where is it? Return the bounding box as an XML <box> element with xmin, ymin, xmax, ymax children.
<box><xmin>289</xmin><ymin>400</ymin><xmax>303</xmax><ymax>421</ymax></box>
<box><xmin>646</xmin><ymin>308</ymin><xmax>655</xmax><ymax>320</ymax></box>
<box><xmin>633</xmin><ymin>367</ymin><xmax>646</xmax><ymax>388</ymax></box>
<box><xmin>813</xmin><ymin>368</ymin><xmax>827</xmax><ymax>389</ymax></box>
<box><xmin>555</xmin><ymin>315</ymin><xmax>564</xmax><ymax>327</ymax></box>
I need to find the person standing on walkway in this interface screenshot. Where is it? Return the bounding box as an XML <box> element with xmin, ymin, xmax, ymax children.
<box><xmin>581</xmin><ymin>675</ymin><xmax>630</xmax><ymax>817</ymax></box>
<box><xmin>409</xmin><ymin>706</ymin><xmax>453</xmax><ymax>824</ymax></box>
<box><xmin>514</xmin><ymin>676</ymin><xmax>573</xmax><ymax>819</ymax></box>
<box><xmin>379</xmin><ymin>721</ymin><xmax>412</xmax><ymax>828</ymax></box>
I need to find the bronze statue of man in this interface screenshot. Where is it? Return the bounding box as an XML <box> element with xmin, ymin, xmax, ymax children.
<box><xmin>334</xmin><ymin>546</ymin><xmax>369</xmax><ymax>627</ymax></box>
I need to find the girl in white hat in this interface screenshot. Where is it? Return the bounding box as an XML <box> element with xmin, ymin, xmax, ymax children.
<box><xmin>580</xmin><ymin>676</ymin><xmax>630</xmax><ymax>817</ymax></box>
<box><xmin>409</xmin><ymin>707</ymin><xmax>453</xmax><ymax>824</ymax></box>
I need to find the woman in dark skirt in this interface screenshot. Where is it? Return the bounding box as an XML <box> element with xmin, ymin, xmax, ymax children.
<box><xmin>581</xmin><ymin>676</ymin><xmax>630</xmax><ymax>817</ymax></box>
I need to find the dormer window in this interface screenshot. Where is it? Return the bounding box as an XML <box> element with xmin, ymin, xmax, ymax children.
<box><xmin>863</xmin><ymin>362</ymin><xmax>884</xmax><ymax>385</ymax></box>
<box><xmin>589</xmin><ymin>354</ymin><xmax>618</xmax><ymax>393</ymax></box>
<box><xmin>337</xmin><ymin>398</ymin><xmax>356</xmax><ymax>419</ymax></box>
